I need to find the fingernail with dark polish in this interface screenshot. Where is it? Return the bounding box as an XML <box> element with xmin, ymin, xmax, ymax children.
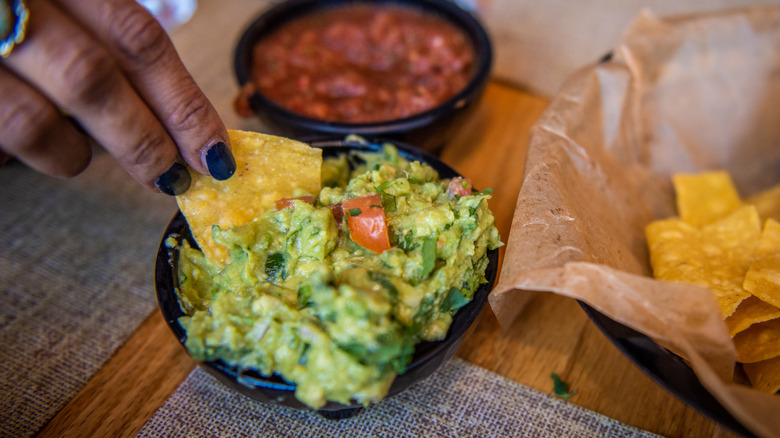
<box><xmin>205</xmin><ymin>142</ymin><xmax>236</xmax><ymax>181</ymax></box>
<box><xmin>154</xmin><ymin>162</ymin><xmax>191</xmax><ymax>196</ymax></box>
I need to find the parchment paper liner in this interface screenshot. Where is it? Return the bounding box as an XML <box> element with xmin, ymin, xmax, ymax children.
<box><xmin>489</xmin><ymin>7</ymin><xmax>780</xmax><ymax>438</ymax></box>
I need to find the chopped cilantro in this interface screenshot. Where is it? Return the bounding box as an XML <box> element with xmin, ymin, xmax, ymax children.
<box><xmin>551</xmin><ymin>373</ymin><xmax>576</xmax><ymax>401</ymax></box>
<box><xmin>461</xmin><ymin>222</ymin><xmax>477</xmax><ymax>234</ymax></box>
<box><xmin>399</xmin><ymin>233</ymin><xmax>415</xmax><ymax>251</ymax></box>
<box><xmin>441</xmin><ymin>287</ymin><xmax>469</xmax><ymax>312</ymax></box>
<box><xmin>369</xmin><ymin>272</ymin><xmax>399</xmax><ymax>298</ymax></box>
<box><xmin>339</xmin><ymin>339</ymin><xmax>414</xmax><ymax>374</ymax></box>
<box><xmin>376</xmin><ymin>181</ymin><xmax>398</xmax><ymax>212</ymax></box>
<box><xmin>348</xmin><ymin>208</ymin><xmax>361</xmax><ymax>216</ymax></box>
<box><xmin>375</xmin><ymin>180</ymin><xmax>394</xmax><ymax>192</ymax></box>
<box><xmin>297</xmin><ymin>284</ymin><xmax>311</xmax><ymax>307</ymax></box>
<box><xmin>380</xmin><ymin>193</ymin><xmax>396</xmax><ymax>212</ymax></box>
<box><xmin>265</xmin><ymin>252</ymin><xmax>286</xmax><ymax>281</ymax></box>
<box><xmin>298</xmin><ymin>343</ymin><xmax>311</xmax><ymax>365</ymax></box>
<box><xmin>420</xmin><ymin>237</ymin><xmax>437</xmax><ymax>278</ymax></box>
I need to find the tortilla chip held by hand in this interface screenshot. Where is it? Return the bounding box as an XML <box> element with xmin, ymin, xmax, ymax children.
<box><xmin>176</xmin><ymin>130</ymin><xmax>322</xmax><ymax>267</ymax></box>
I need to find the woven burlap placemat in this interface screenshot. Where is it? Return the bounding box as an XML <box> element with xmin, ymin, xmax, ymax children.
<box><xmin>138</xmin><ymin>358</ymin><xmax>658</xmax><ymax>437</ymax></box>
<box><xmin>0</xmin><ymin>151</ymin><xmax>177</xmax><ymax>437</ymax></box>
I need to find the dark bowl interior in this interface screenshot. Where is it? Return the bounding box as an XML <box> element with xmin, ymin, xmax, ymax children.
<box><xmin>234</xmin><ymin>0</ymin><xmax>493</xmax><ymax>153</ymax></box>
<box><xmin>155</xmin><ymin>138</ymin><xmax>498</xmax><ymax>415</ymax></box>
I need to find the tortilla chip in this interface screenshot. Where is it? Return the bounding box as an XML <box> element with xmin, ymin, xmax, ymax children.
<box><xmin>746</xmin><ymin>183</ymin><xmax>780</xmax><ymax>223</ymax></box>
<box><xmin>733</xmin><ymin>318</ymin><xmax>780</xmax><ymax>363</ymax></box>
<box><xmin>646</xmin><ymin>205</ymin><xmax>761</xmax><ymax>317</ymax></box>
<box><xmin>743</xmin><ymin>219</ymin><xmax>780</xmax><ymax>309</ymax></box>
<box><xmin>673</xmin><ymin>171</ymin><xmax>742</xmax><ymax>227</ymax></box>
<box><xmin>725</xmin><ymin>296</ymin><xmax>780</xmax><ymax>337</ymax></box>
<box><xmin>176</xmin><ymin>130</ymin><xmax>322</xmax><ymax>266</ymax></box>
<box><xmin>646</xmin><ymin>218</ymin><xmax>707</xmax><ymax>283</ymax></box>
<box><xmin>743</xmin><ymin>355</ymin><xmax>780</xmax><ymax>394</ymax></box>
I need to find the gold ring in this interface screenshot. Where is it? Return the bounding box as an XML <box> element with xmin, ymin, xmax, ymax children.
<box><xmin>0</xmin><ymin>0</ymin><xmax>29</xmax><ymax>58</ymax></box>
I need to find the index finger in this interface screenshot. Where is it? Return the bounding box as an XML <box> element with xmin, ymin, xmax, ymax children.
<box><xmin>53</xmin><ymin>0</ymin><xmax>235</xmax><ymax>180</ymax></box>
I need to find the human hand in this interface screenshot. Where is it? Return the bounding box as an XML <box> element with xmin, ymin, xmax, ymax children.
<box><xmin>0</xmin><ymin>0</ymin><xmax>235</xmax><ymax>195</ymax></box>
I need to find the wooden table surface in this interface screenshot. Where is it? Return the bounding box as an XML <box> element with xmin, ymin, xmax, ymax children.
<box><xmin>36</xmin><ymin>2</ymin><xmax>742</xmax><ymax>437</ymax></box>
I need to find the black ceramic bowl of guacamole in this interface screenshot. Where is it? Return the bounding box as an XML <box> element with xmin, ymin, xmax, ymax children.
<box><xmin>155</xmin><ymin>138</ymin><xmax>498</xmax><ymax>417</ymax></box>
<box><xmin>233</xmin><ymin>0</ymin><xmax>493</xmax><ymax>154</ymax></box>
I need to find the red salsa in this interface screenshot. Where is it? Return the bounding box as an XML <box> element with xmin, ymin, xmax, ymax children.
<box><xmin>238</xmin><ymin>3</ymin><xmax>476</xmax><ymax>123</ymax></box>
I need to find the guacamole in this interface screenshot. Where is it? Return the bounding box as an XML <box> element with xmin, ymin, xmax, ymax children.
<box><xmin>172</xmin><ymin>145</ymin><xmax>501</xmax><ymax>408</ymax></box>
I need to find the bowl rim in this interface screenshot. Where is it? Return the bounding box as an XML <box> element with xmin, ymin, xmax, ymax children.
<box><xmin>154</xmin><ymin>138</ymin><xmax>498</xmax><ymax>411</ymax></box>
<box><xmin>233</xmin><ymin>0</ymin><xmax>493</xmax><ymax>132</ymax></box>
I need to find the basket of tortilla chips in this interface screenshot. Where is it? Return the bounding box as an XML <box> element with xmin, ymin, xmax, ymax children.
<box><xmin>490</xmin><ymin>6</ymin><xmax>780</xmax><ymax>437</ymax></box>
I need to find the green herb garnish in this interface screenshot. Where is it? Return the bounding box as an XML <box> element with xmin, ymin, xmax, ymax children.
<box><xmin>376</xmin><ymin>181</ymin><xmax>397</xmax><ymax>212</ymax></box>
<box><xmin>265</xmin><ymin>252</ymin><xmax>286</xmax><ymax>281</ymax></box>
<box><xmin>441</xmin><ymin>287</ymin><xmax>469</xmax><ymax>312</ymax></box>
<box><xmin>551</xmin><ymin>373</ymin><xmax>576</xmax><ymax>401</ymax></box>
<box><xmin>420</xmin><ymin>237</ymin><xmax>437</xmax><ymax>278</ymax></box>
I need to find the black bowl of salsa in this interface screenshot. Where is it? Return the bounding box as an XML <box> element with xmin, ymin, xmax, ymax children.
<box><xmin>155</xmin><ymin>138</ymin><xmax>499</xmax><ymax>418</ymax></box>
<box><xmin>233</xmin><ymin>0</ymin><xmax>493</xmax><ymax>154</ymax></box>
